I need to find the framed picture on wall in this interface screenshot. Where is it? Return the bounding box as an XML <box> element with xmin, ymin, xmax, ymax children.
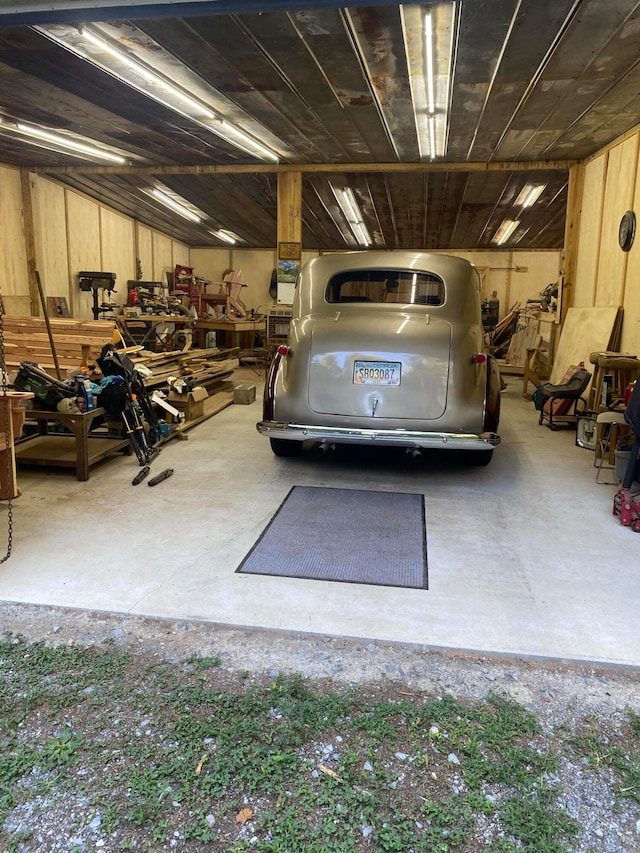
<box><xmin>278</xmin><ymin>241</ymin><xmax>301</xmax><ymax>260</ymax></box>
<box><xmin>277</xmin><ymin>260</ymin><xmax>300</xmax><ymax>283</ymax></box>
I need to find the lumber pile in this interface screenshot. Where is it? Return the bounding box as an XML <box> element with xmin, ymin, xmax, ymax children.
<box><xmin>1</xmin><ymin>315</ymin><xmax>116</xmax><ymax>374</ymax></box>
<box><xmin>484</xmin><ymin>303</ymin><xmax>520</xmax><ymax>358</ymax></box>
<box><xmin>131</xmin><ymin>346</ymin><xmax>240</xmax><ymax>397</ymax></box>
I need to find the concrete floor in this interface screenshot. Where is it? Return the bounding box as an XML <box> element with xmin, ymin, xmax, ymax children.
<box><xmin>1</xmin><ymin>369</ymin><xmax>638</xmax><ymax>668</ymax></box>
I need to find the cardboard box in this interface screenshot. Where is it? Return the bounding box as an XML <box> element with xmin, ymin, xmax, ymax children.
<box><xmin>233</xmin><ymin>383</ymin><xmax>256</xmax><ymax>405</ymax></box>
<box><xmin>167</xmin><ymin>386</ymin><xmax>208</xmax><ymax>420</ymax></box>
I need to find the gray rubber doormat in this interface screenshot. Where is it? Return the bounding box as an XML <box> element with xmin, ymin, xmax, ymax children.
<box><xmin>237</xmin><ymin>486</ymin><xmax>428</xmax><ymax>589</ymax></box>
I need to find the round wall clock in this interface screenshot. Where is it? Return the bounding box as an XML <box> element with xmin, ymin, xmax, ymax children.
<box><xmin>619</xmin><ymin>210</ymin><xmax>636</xmax><ymax>252</ymax></box>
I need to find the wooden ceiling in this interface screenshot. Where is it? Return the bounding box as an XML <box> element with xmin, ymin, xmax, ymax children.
<box><xmin>0</xmin><ymin>0</ymin><xmax>639</xmax><ymax>251</ymax></box>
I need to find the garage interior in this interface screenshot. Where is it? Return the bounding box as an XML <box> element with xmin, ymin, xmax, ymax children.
<box><xmin>1</xmin><ymin>0</ymin><xmax>640</xmax><ymax>668</ymax></box>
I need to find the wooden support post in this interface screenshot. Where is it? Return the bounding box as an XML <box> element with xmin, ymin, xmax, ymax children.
<box><xmin>277</xmin><ymin>170</ymin><xmax>302</xmax><ymax>259</ymax></box>
<box><xmin>561</xmin><ymin>163</ymin><xmax>585</xmax><ymax>324</ymax></box>
<box><xmin>20</xmin><ymin>169</ymin><xmax>39</xmax><ymax>317</ymax></box>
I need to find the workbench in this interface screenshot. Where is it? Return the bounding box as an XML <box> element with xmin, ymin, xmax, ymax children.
<box><xmin>195</xmin><ymin>319</ymin><xmax>265</xmax><ymax>350</ymax></box>
<box><xmin>14</xmin><ymin>407</ymin><xmax>129</xmax><ymax>481</ymax></box>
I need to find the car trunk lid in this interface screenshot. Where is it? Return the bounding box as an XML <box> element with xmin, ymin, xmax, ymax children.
<box><xmin>307</xmin><ymin>313</ymin><xmax>451</xmax><ymax>420</ymax></box>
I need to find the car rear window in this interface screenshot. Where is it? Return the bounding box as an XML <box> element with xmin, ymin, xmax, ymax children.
<box><xmin>326</xmin><ymin>269</ymin><xmax>445</xmax><ymax>305</ymax></box>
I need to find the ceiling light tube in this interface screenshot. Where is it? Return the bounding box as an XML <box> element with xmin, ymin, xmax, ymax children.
<box><xmin>2</xmin><ymin>120</ymin><xmax>127</xmax><ymax>163</ymax></box>
<box><xmin>216</xmin><ymin>120</ymin><xmax>279</xmax><ymax>163</ymax></box>
<box><xmin>424</xmin><ymin>12</ymin><xmax>435</xmax><ymax>114</ymax></box>
<box><xmin>82</xmin><ymin>30</ymin><xmax>215</xmax><ymax>120</ymax></box>
<box><xmin>428</xmin><ymin>115</ymin><xmax>436</xmax><ymax>160</ymax></box>
<box><xmin>493</xmin><ymin>219</ymin><xmax>520</xmax><ymax>245</ymax></box>
<box><xmin>39</xmin><ymin>24</ymin><xmax>279</xmax><ymax>163</ymax></box>
<box><xmin>209</xmin><ymin>228</ymin><xmax>238</xmax><ymax>244</ymax></box>
<box><xmin>149</xmin><ymin>188</ymin><xmax>202</xmax><ymax>223</ymax></box>
<box><xmin>332</xmin><ymin>185</ymin><xmax>371</xmax><ymax>247</ymax></box>
<box><xmin>515</xmin><ymin>183</ymin><xmax>546</xmax><ymax>208</ymax></box>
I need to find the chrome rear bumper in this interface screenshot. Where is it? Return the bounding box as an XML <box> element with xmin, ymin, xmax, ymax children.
<box><xmin>257</xmin><ymin>421</ymin><xmax>500</xmax><ymax>450</ymax></box>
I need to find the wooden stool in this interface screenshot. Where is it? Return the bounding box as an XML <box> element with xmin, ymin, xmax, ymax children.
<box><xmin>588</xmin><ymin>353</ymin><xmax>640</xmax><ymax>412</ymax></box>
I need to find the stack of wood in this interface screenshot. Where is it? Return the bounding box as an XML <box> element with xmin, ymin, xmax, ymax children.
<box><xmin>130</xmin><ymin>346</ymin><xmax>239</xmax><ymax>397</ymax></box>
<box><xmin>484</xmin><ymin>303</ymin><xmax>520</xmax><ymax>357</ymax></box>
<box><xmin>1</xmin><ymin>315</ymin><xmax>116</xmax><ymax>375</ymax></box>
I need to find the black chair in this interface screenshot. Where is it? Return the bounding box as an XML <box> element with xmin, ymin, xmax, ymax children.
<box><xmin>536</xmin><ymin>369</ymin><xmax>592</xmax><ymax>430</ymax></box>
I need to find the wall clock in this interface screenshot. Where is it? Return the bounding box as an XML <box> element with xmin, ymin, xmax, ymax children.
<box><xmin>619</xmin><ymin>210</ymin><xmax>636</xmax><ymax>252</ymax></box>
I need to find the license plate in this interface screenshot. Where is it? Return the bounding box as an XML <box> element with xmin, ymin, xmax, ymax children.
<box><xmin>353</xmin><ymin>361</ymin><xmax>401</xmax><ymax>386</ymax></box>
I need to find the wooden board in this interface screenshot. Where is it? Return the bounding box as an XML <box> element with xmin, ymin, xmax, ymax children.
<box><xmin>0</xmin><ymin>166</ymin><xmax>30</xmax><ymax>300</ymax></box>
<box><xmin>596</xmin><ymin>137</ymin><xmax>639</xmax><ymax>308</ymax></box>
<box><xmin>32</xmin><ymin>176</ymin><xmax>70</xmax><ymax>303</ymax></box>
<box><xmin>550</xmin><ymin>306</ymin><xmax>622</xmax><ymax>385</ymax></box>
<box><xmin>1</xmin><ymin>315</ymin><xmax>116</xmax><ymax>371</ymax></box>
<box><xmin>66</xmin><ymin>190</ymin><xmax>102</xmax><ymax>318</ymax></box>
<box><xmin>504</xmin><ymin>325</ymin><xmax>541</xmax><ymax>366</ymax></box>
<box><xmin>573</xmin><ymin>156</ymin><xmax>606</xmax><ymax>308</ymax></box>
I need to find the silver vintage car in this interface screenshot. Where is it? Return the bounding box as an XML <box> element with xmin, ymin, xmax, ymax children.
<box><xmin>257</xmin><ymin>251</ymin><xmax>501</xmax><ymax>465</ymax></box>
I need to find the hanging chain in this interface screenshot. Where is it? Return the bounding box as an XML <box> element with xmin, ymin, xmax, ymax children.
<box><xmin>0</xmin><ymin>303</ymin><xmax>14</xmax><ymax>564</ymax></box>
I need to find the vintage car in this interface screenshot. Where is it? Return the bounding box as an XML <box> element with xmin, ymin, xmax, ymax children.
<box><xmin>257</xmin><ymin>251</ymin><xmax>501</xmax><ymax>465</ymax></box>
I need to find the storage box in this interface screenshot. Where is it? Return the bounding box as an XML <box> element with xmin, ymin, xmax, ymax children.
<box><xmin>234</xmin><ymin>383</ymin><xmax>256</xmax><ymax>405</ymax></box>
<box><xmin>167</xmin><ymin>386</ymin><xmax>208</xmax><ymax>420</ymax></box>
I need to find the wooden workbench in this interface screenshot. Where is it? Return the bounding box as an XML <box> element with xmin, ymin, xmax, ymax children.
<box><xmin>195</xmin><ymin>319</ymin><xmax>265</xmax><ymax>350</ymax></box>
<box><xmin>15</xmin><ymin>406</ymin><xmax>129</xmax><ymax>481</ymax></box>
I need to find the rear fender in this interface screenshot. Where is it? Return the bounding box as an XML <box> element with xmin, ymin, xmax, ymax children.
<box><xmin>263</xmin><ymin>351</ymin><xmax>283</xmax><ymax>421</ymax></box>
<box><xmin>483</xmin><ymin>354</ymin><xmax>501</xmax><ymax>432</ymax></box>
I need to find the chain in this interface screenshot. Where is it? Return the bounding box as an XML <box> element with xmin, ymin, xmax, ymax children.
<box><xmin>0</xmin><ymin>303</ymin><xmax>14</xmax><ymax>564</ymax></box>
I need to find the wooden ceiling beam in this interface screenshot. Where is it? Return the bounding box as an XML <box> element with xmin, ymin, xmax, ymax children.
<box><xmin>33</xmin><ymin>160</ymin><xmax>576</xmax><ymax>176</ymax></box>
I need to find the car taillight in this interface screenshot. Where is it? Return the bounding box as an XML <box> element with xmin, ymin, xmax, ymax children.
<box><xmin>277</xmin><ymin>345</ymin><xmax>289</xmax><ymax>356</ymax></box>
<box><xmin>472</xmin><ymin>352</ymin><xmax>487</xmax><ymax>364</ymax></box>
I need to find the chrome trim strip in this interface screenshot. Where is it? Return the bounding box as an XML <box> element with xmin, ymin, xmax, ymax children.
<box><xmin>257</xmin><ymin>421</ymin><xmax>501</xmax><ymax>449</ymax></box>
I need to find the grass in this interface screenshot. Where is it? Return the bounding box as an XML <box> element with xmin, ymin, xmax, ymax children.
<box><xmin>0</xmin><ymin>634</ymin><xmax>638</xmax><ymax>852</ymax></box>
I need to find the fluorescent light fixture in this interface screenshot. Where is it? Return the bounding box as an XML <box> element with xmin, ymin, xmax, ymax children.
<box><xmin>0</xmin><ymin>118</ymin><xmax>127</xmax><ymax>163</ymax></box>
<box><xmin>492</xmin><ymin>219</ymin><xmax>520</xmax><ymax>246</ymax></box>
<box><xmin>424</xmin><ymin>12</ymin><xmax>436</xmax><ymax>114</ymax></box>
<box><xmin>209</xmin><ymin>228</ymin><xmax>239</xmax><ymax>245</ymax></box>
<box><xmin>515</xmin><ymin>183</ymin><xmax>546</xmax><ymax>208</ymax></box>
<box><xmin>401</xmin><ymin>3</ymin><xmax>457</xmax><ymax>160</ymax></box>
<box><xmin>214</xmin><ymin>119</ymin><xmax>280</xmax><ymax>163</ymax></box>
<box><xmin>147</xmin><ymin>187</ymin><xmax>202</xmax><ymax>223</ymax></box>
<box><xmin>35</xmin><ymin>23</ymin><xmax>281</xmax><ymax>163</ymax></box>
<box><xmin>82</xmin><ymin>30</ymin><xmax>215</xmax><ymax>121</ymax></box>
<box><xmin>428</xmin><ymin>115</ymin><xmax>436</xmax><ymax>162</ymax></box>
<box><xmin>332</xmin><ymin>186</ymin><xmax>372</xmax><ymax>247</ymax></box>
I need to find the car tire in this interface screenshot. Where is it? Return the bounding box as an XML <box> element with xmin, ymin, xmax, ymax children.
<box><xmin>464</xmin><ymin>449</ymin><xmax>493</xmax><ymax>466</ymax></box>
<box><xmin>270</xmin><ymin>437</ymin><xmax>303</xmax><ymax>457</ymax></box>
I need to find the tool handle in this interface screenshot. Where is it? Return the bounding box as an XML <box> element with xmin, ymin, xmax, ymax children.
<box><xmin>148</xmin><ymin>468</ymin><xmax>174</xmax><ymax>486</ymax></box>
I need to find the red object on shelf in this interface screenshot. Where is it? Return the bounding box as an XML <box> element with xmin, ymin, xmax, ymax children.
<box><xmin>625</xmin><ymin>382</ymin><xmax>636</xmax><ymax>406</ymax></box>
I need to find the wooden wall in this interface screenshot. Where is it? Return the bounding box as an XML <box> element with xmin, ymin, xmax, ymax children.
<box><xmin>189</xmin><ymin>245</ymin><xmax>561</xmax><ymax>318</ymax></box>
<box><xmin>0</xmin><ymin>163</ymin><xmax>564</xmax><ymax>325</ymax></box>
<box><xmin>0</xmin><ymin>167</ymin><xmax>190</xmax><ymax>320</ymax></box>
<box><xmin>0</xmin><ymin>165</ymin><xmax>30</xmax><ymax>315</ymax></box>
<box><xmin>573</xmin><ymin>128</ymin><xmax>640</xmax><ymax>355</ymax></box>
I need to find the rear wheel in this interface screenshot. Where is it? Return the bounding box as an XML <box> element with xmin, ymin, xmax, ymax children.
<box><xmin>463</xmin><ymin>449</ymin><xmax>493</xmax><ymax>466</ymax></box>
<box><xmin>270</xmin><ymin>437</ymin><xmax>303</xmax><ymax>457</ymax></box>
